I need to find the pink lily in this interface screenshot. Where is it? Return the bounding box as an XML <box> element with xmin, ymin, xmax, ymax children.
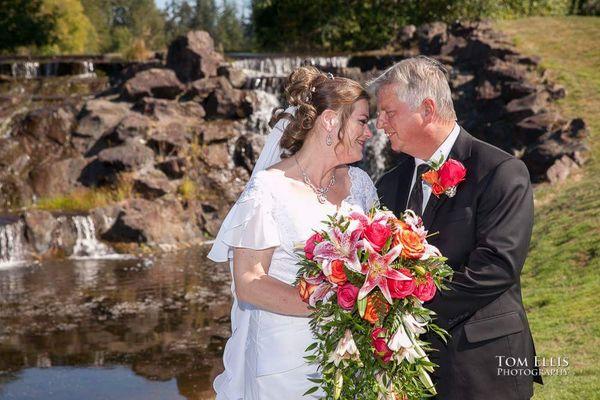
<box><xmin>312</xmin><ymin>227</ymin><xmax>362</xmax><ymax>273</ymax></box>
<box><xmin>358</xmin><ymin>241</ymin><xmax>411</xmax><ymax>304</ymax></box>
<box><xmin>309</xmin><ymin>282</ymin><xmax>334</xmax><ymax>307</ymax></box>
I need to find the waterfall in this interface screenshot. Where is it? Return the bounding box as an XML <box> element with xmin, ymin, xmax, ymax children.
<box><xmin>232</xmin><ymin>55</ymin><xmax>350</xmax><ymax>76</ymax></box>
<box><xmin>6</xmin><ymin>60</ymin><xmax>97</xmax><ymax>79</ymax></box>
<box><xmin>0</xmin><ymin>221</ymin><xmax>27</xmax><ymax>268</ymax></box>
<box><xmin>232</xmin><ymin>55</ymin><xmax>350</xmax><ymax>93</ymax></box>
<box><xmin>11</xmin><ymin>62</ymin><xmax>40</xmax><ymax>79</ymax></box>
<box><xmin>71</xmin><ymin>215</ymin><xmax>118</xmax><ymax>259</ymax></box>
<box><xmin>248</xmin><ymin>90</ymin><xmax>282</xmax><ymax>135</ymax></box>
<box><xmin>78</xmin><ymin>61</ymin><xmax>96</xmax><ymax>78</ymax></box>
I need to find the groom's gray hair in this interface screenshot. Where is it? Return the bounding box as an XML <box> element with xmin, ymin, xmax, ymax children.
<box><xmin>367</xmin><ymin>55</ymin><xmax>457</xmax><ymax>121</ymax></box>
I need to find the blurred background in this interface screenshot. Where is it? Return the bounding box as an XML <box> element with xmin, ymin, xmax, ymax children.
<box><xmin>0</xmin><ymin>1</ymin><xmax>598</xmax><ymax>400</ymax></box>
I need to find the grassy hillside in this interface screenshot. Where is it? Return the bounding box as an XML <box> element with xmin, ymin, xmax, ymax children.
<box><xmin>494</xmin><ymin>17</ymin><xmax>600</xmax><ymax>399</ymax></box>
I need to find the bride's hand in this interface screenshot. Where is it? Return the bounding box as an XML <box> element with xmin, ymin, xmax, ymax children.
<box><xmin>233</xmin><ymin>247</ymin><xmax>312</xmax><ymax>316</ymax></box>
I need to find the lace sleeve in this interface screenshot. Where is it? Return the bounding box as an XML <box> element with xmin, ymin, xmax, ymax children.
<box><xmin>208</xmin><ymin>171</ymin><xmax>281</xmax><ymax>262</ymax></box>
<box><xmin>349</xmin><ymin>167</ymin><xmax>379</xmax><ymax>211</ymax></box>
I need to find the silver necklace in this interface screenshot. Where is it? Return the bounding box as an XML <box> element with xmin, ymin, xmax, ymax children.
<box><xmin>294</xmin><ymin>155</ymin><xmax>336</xmax><ymax>204</ymax></box>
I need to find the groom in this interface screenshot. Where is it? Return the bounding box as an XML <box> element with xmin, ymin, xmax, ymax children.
<box><xmin>370</xmin><ymin>56</ymin><xmax>542</xmax><ymax>399</ymax></box>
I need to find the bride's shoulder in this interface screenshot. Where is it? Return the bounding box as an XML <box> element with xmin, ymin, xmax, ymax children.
<box><xmin>348</xmin><ymin>166</ymin><xmax>374</xmax><ymax>185</ymax></box>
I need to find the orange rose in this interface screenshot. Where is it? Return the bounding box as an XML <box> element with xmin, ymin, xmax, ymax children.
<box><xmin>329</xmin><ymin>260</ymin><xmax>348</xmax><ymax>285</ymax></box>
<box><xmin>400</xmin><ymin>229</ymin><xmax>425</xmax><ymax>259</ymax></box>
<box><xmin>431</xmin><ymin>182</ymin><xmax>446</xmax><ymax>196</ymax></box>
<box><xmin>421</xmin><ymin>169</ymin><xmax>438</xmax><ymax>186</ymax></box>
<box><xmin>298</xmin><ymin>279</ymin><xmax>316</xmax><ymax>303</ymax></box>
<box><xmin>363</xmin><ymin>295</ymin><xmax>390</xmax><ymax>324</ymax></box>
<box><xmin>389</xmin><ymin>219</ymin><xmax>409</xmax><ymax>248</ymax></box>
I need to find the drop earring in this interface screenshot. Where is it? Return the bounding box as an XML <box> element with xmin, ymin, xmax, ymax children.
<box><xmin>326</xmin><ymin>134</ymin><xmax>333</xmax><ymax>146</ymax></box>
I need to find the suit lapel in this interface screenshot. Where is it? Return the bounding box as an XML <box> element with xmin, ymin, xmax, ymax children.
<box><xmin>393</xmin><ymin>156</ymin><xmax>414</xmax><ymax>216</ymax></box>
<box><xmin>422</xmin><ymin>128</ymin><xmax>473</xmax><ymax>228</ymax></box>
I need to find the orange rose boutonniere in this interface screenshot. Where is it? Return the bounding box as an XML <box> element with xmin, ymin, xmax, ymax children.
<box><xmin>421</xmin><ymin>157</ymin><xmax>467</xmax><ymax>198</ymax></box>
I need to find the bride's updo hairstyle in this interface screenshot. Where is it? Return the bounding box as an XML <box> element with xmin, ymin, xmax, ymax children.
<box><xmin>271</xmin><ymin>66</ymin><xmax>369</xmax><ymax>157</ymax></box>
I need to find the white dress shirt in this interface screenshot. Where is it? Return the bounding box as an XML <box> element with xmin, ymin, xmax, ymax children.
<box><xmin>407</xmin><ymin>123</ymin><xmax>461</xmax><ymax>211</ymax></box>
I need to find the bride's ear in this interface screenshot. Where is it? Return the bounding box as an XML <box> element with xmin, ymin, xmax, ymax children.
<box><xmin>320</xmin><ymin>109</ymin><xmax>340</xmax><ymax>132</ymax></box>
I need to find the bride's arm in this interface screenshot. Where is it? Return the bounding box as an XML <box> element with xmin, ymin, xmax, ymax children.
<box><xmin>233</xmin><ymin>247</ymin><xmax>312</xmax><ymax>317</ymax></box>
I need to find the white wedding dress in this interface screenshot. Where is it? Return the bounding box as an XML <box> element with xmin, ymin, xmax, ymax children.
<box><xmin>208</xmin><ymin>166</ymin><xmax>378</xmax><ymax>399</ymax></box>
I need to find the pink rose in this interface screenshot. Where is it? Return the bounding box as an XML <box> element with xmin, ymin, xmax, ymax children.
<box><xmin>364</xmin><ymin>223</ymin><xmax>392</xmax><ymax>252</ymax></box>
<box><xmin>388</xmin><ymin>268</ymin><xmax>416</xmax><ymax>299</ymax></box>
<box><xmin>337</xmin><ymin>283</ymin><xmax>359</xmax><ymax>310</ymax></box>
<box><xmin>371</xmin><ymin>327</ymin><xmax>393</xmax><ymax>363</ymax></box>
<box><xmin>304</xmin><ymin>232</ymin><xmax>323</xmax><ymax>260</ymax></box>
<box><xmin>438</xmin><ymin>159</ymin><xmax>466</xmax><ymax>188</ymax></box>
<box><xmin>413</xmin><ymin>274</ymin><xmax>437</xmax><ymax>302</ymax></box>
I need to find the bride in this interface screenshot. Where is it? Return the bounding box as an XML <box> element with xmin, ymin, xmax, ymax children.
<box><xmin>208</xmin><ymin>66</ymin><xmax>379</xmax><ymax>399</ymax></box>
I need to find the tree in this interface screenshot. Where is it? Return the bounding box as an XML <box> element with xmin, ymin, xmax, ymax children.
<box><xmin>216</xmin><ymin>1</ymin><xmax>245</xmax><ymax>51</ymax></box>
<box><xmin>80</xmin><ymin>0</ymin><xmax>166</xmax><ymax>54</ymax></box>
<box><xmin>0</xmin><ymin>0</ymin><xmax>57</xmax><ymax>53</ymax></box>
<box><xmin>251</xmin><ymin>0</ymin><xmax>574</xmax><ymax>52</ymax></box>
<box><xmin>41</xmin><ymin>0</ymin><xmax>98</xmax><ymax>54</ymax></box>
<box><xmin>165</xmin><ymin>0</ymin><xmax>248</xmax><ymax>51</ymax></box>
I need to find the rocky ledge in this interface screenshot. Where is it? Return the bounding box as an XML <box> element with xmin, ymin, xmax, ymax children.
<box><xmin>0</xmin><ymin>23</ymin><xmax>589</xmax><ymax>256</ymax></box>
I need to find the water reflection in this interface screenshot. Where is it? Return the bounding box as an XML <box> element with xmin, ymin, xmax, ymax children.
<box><xmin>0</xmin><ymin>247</ymin><xmax>231</xmax><ymax>399</ymax></box>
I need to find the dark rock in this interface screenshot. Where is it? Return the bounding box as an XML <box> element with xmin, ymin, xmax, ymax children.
<box><xmin>122</xmin><ymin>68</ymin><xmax>185</xmax><ymax>100</ymax></box>
<box><xmin>217</xmin><ymin>65</ymin><xmax>247</xmax><ymax>89</ymax></box>
<box><xmin>397</xmin><ymin>25</ymin><xmax>416</xmax><ymax>46</ymax></box>
<box><xmin>97</xmin><ymin>140</ymin><xmax>155</xmax><ymax>172</ymax></box>
<box><xmin>232</xmin><ymin>134</ymin><xmax>263</xmax><ymax>173</ymax></box>
<box><xmin>417</xmin><ymin>22</ymin><xmax>447</xmax><ymax>54</ymax></box>
<box><xmin>75</xmin><ymin>100</ymin><xmax>131</xmax><ymax>139</ymax></box>
<box><xmin>505</xmin><ymin>91</ymin><xmax>550</xmax><ymax>121</ymax></box>
<box><xmin>147</xmin><ymin>123</ymin><xmax>191</xmax><ymax>156</ymax></box>
<box><xmin>166</xmin><ymin>31</ymin><xmax>224</xmax><ymax>82</ymax></box>
<box><xmin>17</xmin><ymin>106</ymin><xmax>75</xmax><ymax>145</ymax></box>
<box><xmin>197</xmin><ymin>202</ymin><xmax>222</xmax><ymax>237</ymax></box>
<box><xmin>522</xmin><ymin>118</ymin><xmax>589</xmax><ymax>181</ymax></box>
<box><xmin>485</xmin><ymin>57</ymin><xmax>529</xmax><ymax>82</ymax></box>
<box><xmin>440</xmin><ymin>34</ymin><xmax>468</xmax><ymax>56</ymax></box>
<box><xmin>102</xmin><ymin>198</ymin><xmax>199</xmax><ymax>245</ymax></box>
<box><xmin>156</xmin><ymin>157</ymin><xmax>187</xmax><ymax>179</ymax></box>
<box><xmin>134</xmin><ymin>98</ymin><xmax>206</xmax><ymax>121</ymax></box>
<box><xmin>547</xmin><ymin>82</ymin><xmax>566</xmax><ymax>100</ymax></box>
<box><xmin>90</xmin><ymin>205</ymin><xmax>122</xmax><ymax>237</ymax></box>
<box><xmin>30</xmin><ymin>157</ymin><xmax>87</xmax><ymax>198</ymax></box>
<box><xmin>546</xmin><ymin>155</ymin><xmax>579</xmax><ymax>184</ymax></box>
<box><xmin>188</xmin><ymin>77</ymin><xmax>255</xmax><ymax>119</ymax></box>
<box><xmin>113</xmin><ymin>113</ymin><xmax>150</xmax><ymax>142</ymax></box>
<box><xmin>23</xmin><ymin>210</ymin><xmax>58</xmax><ymax>254</ymax></box>
<box><xmin>515</xmin><ymin>112</ymin><xmax>562</xmax><ymax>144</ymax></box>
<box><xmin>501</xmin><ymin>81</ymin><xmax>538</xmax><ymax>100</ymax></box>
<box><xmin>73</xmin><ymin>99</ymin><xmax>131</xmax><ymax>154</ymax></box>
<box><xmin>132</xmin><ymin>168</ymin><xmax>175</xmax><ymax>199</ymax></box>
<box><xmin>476</xmin><ymin>80</ymin><xmax>501</xmax><ymax>100</ymax></box>
<box><xmin>201</xmin><ymin>120</ymin><xmax>242</xmax><ymax>143</ymax></box>
<box><xmin>200</xmin><ymin>142</ymin><xmax>230</xmax><ymax>168</ymax></box>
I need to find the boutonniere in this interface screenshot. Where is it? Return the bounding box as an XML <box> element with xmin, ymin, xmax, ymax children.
<box><xmin>421</xmin><ymin>156</ymin><xmax>467</xmax><ymax>198</ymax></box>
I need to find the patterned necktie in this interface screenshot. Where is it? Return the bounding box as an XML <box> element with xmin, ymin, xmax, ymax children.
<box><xmin>407</xmin><ymin>163</ymin><xmax>430</xmax><ymax>216</ymax></box>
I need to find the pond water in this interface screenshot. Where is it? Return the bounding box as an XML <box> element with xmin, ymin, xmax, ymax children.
<box><xmin>0</xmin><ymin>247</ymin><xmax>231</xmax><ymax>400</ymax></box>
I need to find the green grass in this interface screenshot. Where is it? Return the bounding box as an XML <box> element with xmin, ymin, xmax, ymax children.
<box><xmin>34</xmin><ymin>174</ymin><xmax>134</xmax><ymax>212</ymax></box>
<box><xmin>494</xmin><ymin>16</ymin><xmax>600</xmax><ymax>399</ymax></box>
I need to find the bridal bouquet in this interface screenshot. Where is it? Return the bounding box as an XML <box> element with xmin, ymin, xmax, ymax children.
<box><xmin>295</xmin><ymin>208</ymin><xmax>453</xmax><ymax>400</ymax></box>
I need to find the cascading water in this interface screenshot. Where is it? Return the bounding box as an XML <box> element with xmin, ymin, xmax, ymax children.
<box><xmin>232</xmin><ymin>55</ymin><xmax>350</xmax><ymax>76</ymax></box>
<box><xmin>232</xmin><ymin>55</ymin><xmax>350</xmax><ymax>94</ymax></box>
<box><xmin>11</xmin><ymin>62</ymin><xmax>40</xmax><ymax>79</ymax></box>
<box><xmin>5</xmin><ymin>60</ymin><xmax>97</xmax><ymax>79</ymax></box>
<box><xmin>71</xmin><ymin>215</ymin><xmax>123</xmax><ymax>259</ymax></box>
<box><xmin>0</xmin><ymin>221</ymin><xmax>26</xmax><ymax>268</ymax></box>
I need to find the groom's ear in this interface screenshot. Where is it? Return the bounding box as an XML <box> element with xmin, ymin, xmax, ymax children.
<box><xmin>321</xmin><ymin>109</ymin><xmax>340</xmax><ymax>132</ymax></box>
<box><xmin>420</xmin><ymin>98</ymin><xmax>436</xmax><ymax>124</ymax></box>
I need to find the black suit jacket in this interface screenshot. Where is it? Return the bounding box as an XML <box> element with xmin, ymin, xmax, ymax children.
<box><xmin>376</xmin><ymin>128</ymin><xmax>542</xmax><ymax>400</ymax></box>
